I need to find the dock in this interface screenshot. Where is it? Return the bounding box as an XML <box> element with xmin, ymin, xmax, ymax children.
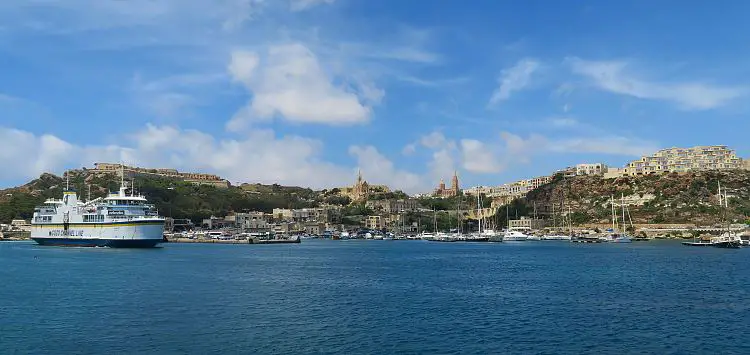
<box><xmin>167</xmin><ymin>237</ymin><xmax>300</xmax><ymax>244</ymax></box>
<box><xmin>571</xmin><ymin>237</ymin><xmax>603</xmax><ymax>243</ymax></box>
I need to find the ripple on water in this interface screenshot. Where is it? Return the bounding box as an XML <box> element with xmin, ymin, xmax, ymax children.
<box><xmin>2</xmin><ymin>240</ymin><xmax>750</xmax><ymax>354</ymax></box>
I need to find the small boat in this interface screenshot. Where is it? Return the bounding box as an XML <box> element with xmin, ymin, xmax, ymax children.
<box><xmin>542</xmin><ymin>234</ymin><xmax>572</xmax><ymax>241</ymax></box>
<box><xmin>525</xmin><ymin>234</ymin><xmax>541</xmax><ymax>241</ymax></box>
<box><xmin>682</xmin><ymin>236</ymin><xmax>741</xmax><ymax>249</ymax></box>
<box><xmin>465</xmin><ymin>233</ymin><xmax>489</xmax><ymax>242</ymax></box>
<box><xmin>683</xmin><ymin>182</ymin><xmax>742</xmax><ymax>249</ymax></box>
<box><xmin>681</xmin><ymin>240</ymin><xmax>713</xmax><ymax>247</ymax></box>
<box><xmin>504</xmin><ymin>230</ymin><xmax>529</xmax><ymax>241</ymax></box>
<box><xmin>612</xmin><ymin>234</ymin><xmax>632</xmax><ymax>243</ymax></box>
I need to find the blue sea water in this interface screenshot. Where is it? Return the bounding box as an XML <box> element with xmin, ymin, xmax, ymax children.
<box><xmin>1</xmin><ymin>240</ymin><xmax>749</xmax><ymax>354</ymax></box>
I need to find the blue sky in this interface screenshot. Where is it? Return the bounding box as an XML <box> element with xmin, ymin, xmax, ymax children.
<box><xmin>1</xmin><ymin>0</ymin><xmax>749</xmax><ymax>192</ymax></box>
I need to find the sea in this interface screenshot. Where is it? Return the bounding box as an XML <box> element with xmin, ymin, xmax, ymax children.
<box><xmin>2</xmin><ymin>239</ymin><xmax>749</xmax><ymax>354</ymax></box>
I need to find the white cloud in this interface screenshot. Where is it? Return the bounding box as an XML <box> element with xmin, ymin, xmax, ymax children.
<box><xmin>551</xmin><ymin>136</ymin><xmax>659</xmax><ymax>157</ymax></box>
<box><xmin>401</xmin><ymin>143</ymin><xmax>417</xmax><ymax>156</ymax></box>
<box><xmin>419</xmin><ymin>131</ymin><xmax>450</xmax><ymax>149</ymax></box>
<box><xmin>496</xmin><ymin>131</ymin><xmax>658</xmax><ymax>161</ymax></box>
<box><xmin>408</xmin><ymin>129</ymin><xmax>656</xmax><ymax>180</ymax></box>
<box><xmin>429</xmin><ymin>149</ymin><xmax>456</xmax><ymax>183</ymax></box>
<box><xmin>568</xmin><ymin>57</ymin><xmax>745</xmax><ymax>110</ymax></box>
<box><xmin>460</xmin><ymin>139</ymin><xmax>501</xmax><ymax>173</ymax></box>
<box><xmin>0</xmin><ymin>125</ymin><xmax>453</xmax><ymax>193</ymax></box>
<box><xmin>349</xmin><ymin>146</ymin><xmax>423</xmax><ymax>192</ymax></box>
<box><xmin>0</xmin><ymin>125</ymin><xmax>357</xmax><ymax>189</ymax></box>
<box><xmin>488</xmin><ymin>58</ymin><xmax>540</xmax><ymax>105</ymax></box>
<box><xmin>227</xmin><ymin>43</ymin><xmax>376</xmax><ymax>130</ymax></box>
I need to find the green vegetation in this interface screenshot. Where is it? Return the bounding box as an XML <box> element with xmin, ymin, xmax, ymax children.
<box><xmin>0</xmin><ymin>172</ymin><xmax>322</xmax><ymax>224</ymax></box>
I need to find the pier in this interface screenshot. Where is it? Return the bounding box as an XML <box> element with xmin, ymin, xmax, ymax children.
<box><xmin>167</xmin><ymin>237</ymin><xmax>301</xmax><ymax>245</ymax></box>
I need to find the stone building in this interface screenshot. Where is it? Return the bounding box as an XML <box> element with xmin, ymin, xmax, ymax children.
<box><xmin>91</xmin><ymin>163</ymin><xmax>230</xmax><ymax>188</ymax></box>
<box><xmin>434</xmin><ymin>171</ymin><xmax>460</xmax><ymax>198</ymax></box>
<box><xmin>339</xmin><ymin>170</ymin><xmax>390</xmax><ymax>201</ymax></box>
<box><xmin>508</xmin><ymin>217</ymin><xmax>547</xmax><ymax>231</ymax></box>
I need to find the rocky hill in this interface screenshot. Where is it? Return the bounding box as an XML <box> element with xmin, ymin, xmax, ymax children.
<box><xmin>523</xmin><ymin>170</ymin><xmax>750</xmax><ymax>226</ymax></box>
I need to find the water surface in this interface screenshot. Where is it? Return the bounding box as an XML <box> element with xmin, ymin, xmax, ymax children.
<box><xmin>2</xmin><ymin>240</ymin><xmax>749</xmax><ymax>354</ymax></box>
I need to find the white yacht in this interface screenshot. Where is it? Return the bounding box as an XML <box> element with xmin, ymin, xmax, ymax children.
<box><xmin>503</xmin><ymin>230</ymin><xmax>529</xmax><ymax>241</ymax></box>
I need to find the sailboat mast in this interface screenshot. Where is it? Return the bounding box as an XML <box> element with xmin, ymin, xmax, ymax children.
<box><xmin>568</xmin><ymin>205</ymin><xmax>572</xmax><ymax>236</ymax></box>
<box><xmin>611</xmin><ymin>195</ymin><xmax>616</xmax><ymax>232</ymax></box>
<box><xmin>457</xmin><ymin>194</ymin><xmax>461</xmax><ymax>234</ymax></box>
<box><xmin>552</xmin><ymin>202</ymin><xmax>556</xmax><ymax>230</ymax></box>
<box><xmin>621</xmin><ymin>193</ymin><xmax>626</xmax><ymax>233</ymax></box>
<box><xmin>477</xmin><ymin>193</ymin><xmax>482</xmax><ymax>234</ymax></box>
<box><xmin>433</xmin><ymin>206</ymin><xmax>437</xmax><ymax>232</ymax></box>
<box><xmin>506</xmin><ymin>205</ymin><xmax>510</xmax><ymax>230</ymax></box>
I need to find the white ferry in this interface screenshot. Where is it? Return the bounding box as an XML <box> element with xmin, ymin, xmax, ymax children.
<box><xmin>30</xmin><ymin>180</ymin><xmax>165</xmax><ymax>248</ymax></box>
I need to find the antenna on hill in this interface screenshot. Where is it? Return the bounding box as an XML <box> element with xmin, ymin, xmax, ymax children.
<box><xmin>66</xmin><ymin>171</ymin><xmax>70</xmax><ymax>191</ymax></box>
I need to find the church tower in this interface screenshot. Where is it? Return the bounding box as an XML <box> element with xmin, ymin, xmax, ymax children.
<box><xmin>451</xmin><ymin>171</ymin><xmax>459</xmax><ymax>194</ymax></box>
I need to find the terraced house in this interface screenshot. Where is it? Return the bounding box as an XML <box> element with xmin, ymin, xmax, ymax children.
<box><xmin>623</xmin><ymin>145</ymin><xmax>744</xmax><ymax>176</ymax></box>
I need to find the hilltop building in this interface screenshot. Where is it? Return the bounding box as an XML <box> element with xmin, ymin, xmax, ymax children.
<box><xmin>464</xmin><ymin>175</ymin><xmax>552</xmax><ymax>206</ymax></box>
<box><xmin>575</xmin><ymin>163</ymin><xmax>608</xmax><ymax>176</ymax></box>
<box><xmin>91</xmin><ymin>163</ymin><xmax>229</xmax><ymax>188</ymax></box>
<box><xmin>623</xmin><ymin>145</ymin><xmax>743</xmax><ymax>176</ymax></box>
<box><xmin>339</xmin><ymin>170</ymin><xmax>390</xmax><ymax>201</ymax></box>
<box><xmin>434</xmin><ymin>171</ymin><xmax>460</xmax><ymax>198</ymax></box>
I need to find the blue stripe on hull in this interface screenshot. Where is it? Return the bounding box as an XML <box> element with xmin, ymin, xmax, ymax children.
<box><xmin>32</xmin><ymin>238</ymin><xmax>162</xmax><ymax>248</ymax></box>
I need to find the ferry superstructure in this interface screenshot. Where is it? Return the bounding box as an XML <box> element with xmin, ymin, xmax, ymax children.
<box><xmin>30</xmin><ymin>181</ymin><xmax>165</xmax><ymax>248</ymax></box>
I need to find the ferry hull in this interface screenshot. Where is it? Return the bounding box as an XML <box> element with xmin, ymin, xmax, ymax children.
<box><xmin>31</xmin><ymin>221</ymin><xmax>165</xmax><ymax>248</ymax></box>
<box><xmin>32</xmin><ymin>238</ymin><xmax>162</xmax><ymax>248</ymax></box>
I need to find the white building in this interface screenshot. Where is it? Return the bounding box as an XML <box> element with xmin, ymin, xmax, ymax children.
<box><xmin>576</xmin><ymin>163</ymin><xmax>608</xmax><ymax>176</ymax></box>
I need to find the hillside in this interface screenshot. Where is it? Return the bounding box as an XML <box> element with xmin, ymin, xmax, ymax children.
<box><xmin>523</xmin><ymin>170</ymin><xmax>750</xmax><ymax>226</ymax></box>
<box><xmin>0</xmin><ymin>171</ymin><xmax>325</xmax><ymax>224</ymax></box>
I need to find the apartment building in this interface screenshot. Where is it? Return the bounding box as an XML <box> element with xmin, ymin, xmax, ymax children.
<box><xmin>271</xmin><ymin>207</ymin><xmax>341</xmax><ymax>223</ymax></box>
<box><xmin>624</xmin><ymin>145</ymin><xmax>743</xmax><ymax>176</ymax></box>
<box><xmin>465</xmin><ymin>175</ymin><xmax>551</xmax><ymax>201</ymax></box>
<box><xmin>235</xmin><ymin>212</ymin><xmax>270</xmax><ymax>232</ymax></box>
<box><xmin>366</xmin><ymin>215</ymin><xmax>384</xmax><ymax>230</ymax></box>
<box><xmin>576</xmin><ymin>163</ymin><xmax>608</xmax><ymax>176</ymax></box>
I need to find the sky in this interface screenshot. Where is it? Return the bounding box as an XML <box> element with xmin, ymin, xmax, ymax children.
<box><xmin>1</xmin><ymin>0</ymin><xmax>750</xmax><ymax>193</ymax></box>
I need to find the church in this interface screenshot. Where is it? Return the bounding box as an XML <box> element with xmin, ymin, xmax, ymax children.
<box><xmin>434</xmin><ymin>171</ymin><xmax>460</xmax><ymax>197</ymax></box>
<box><xmin>339</xmin><ymin>170</ymin><xmax>390</xmax><ymax>201</ymax></box>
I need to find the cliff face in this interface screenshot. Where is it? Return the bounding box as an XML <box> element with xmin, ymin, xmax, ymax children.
<box><xmin>524</xmin><ymin>170</ymin><xmax>750</xmax><ymax>225</ymax></box>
